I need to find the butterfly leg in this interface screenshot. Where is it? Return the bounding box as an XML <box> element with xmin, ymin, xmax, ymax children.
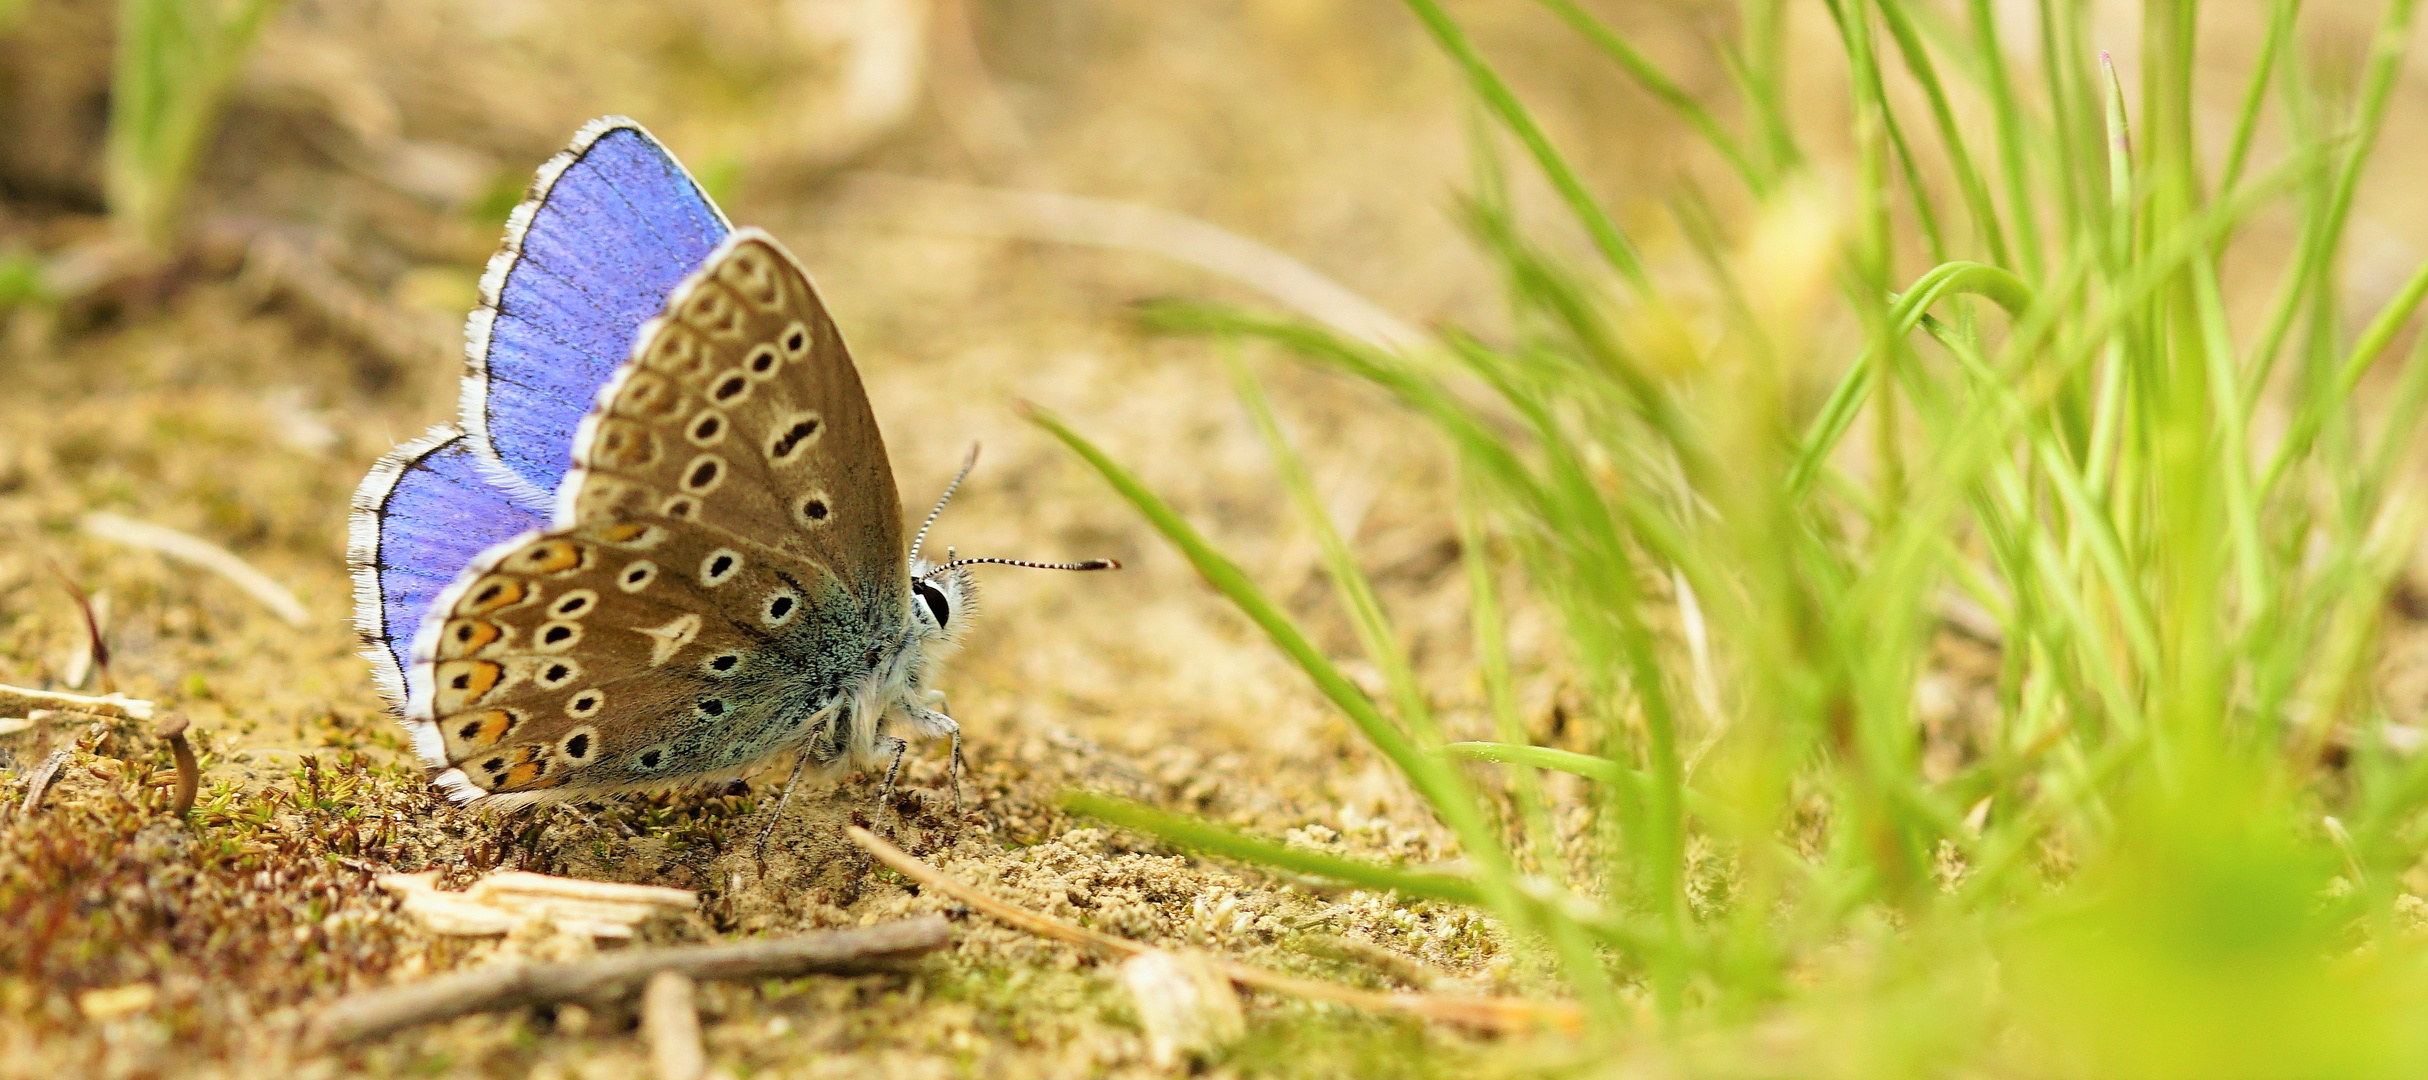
<box><xmin>875</xmin><ymin>733</ymin><xmax>909</xmax><ymax>821</ymax></box>
<box><xmin>751</xmin><ymin>752</ymin><xmax>815</xmax><ymax>861</ymax></box>
<box><xmin>904</xmin><ymin>697</ymin><xmax>963</xmax><ymax>813</ymax></box>
<box><xmin>949</xmin><ymin>728</ymin><xmax>965</xmax><ymax>815</ymax></box>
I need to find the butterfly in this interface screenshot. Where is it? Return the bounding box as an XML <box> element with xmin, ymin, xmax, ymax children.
<box><xmin>348</xmin><ymin>117</ymin><xmax>1111</xmax><ymax>809</ymax></box>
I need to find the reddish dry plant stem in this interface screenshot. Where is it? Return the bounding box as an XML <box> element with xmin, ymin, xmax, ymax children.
<box><xmin>842</xmin><ymin>826</ymin><xmax>1585</xmax><ymax>1036</ymax></box>
<box><xmin>45</xmin><ymin>559</ymin><xmax>114</xmax><ymax>695</ymax></box>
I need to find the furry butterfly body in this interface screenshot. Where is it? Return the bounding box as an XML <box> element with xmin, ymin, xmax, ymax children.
<box><xmin>351</xmin><ymin>119</ymin><xmax>972</xmax><ymax>807</ymax></box>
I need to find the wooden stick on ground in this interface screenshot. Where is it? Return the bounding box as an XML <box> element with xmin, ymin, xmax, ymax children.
<box><xmin>844</xmin><ymin>827</ymin><xmax>1583</xmax><ymax>1035</ymax></box>
<box><xmin>308</xmin><ymin>917</ymin><xmax>950</xmax><ymax>1049</ymax></box>
<box><xmin>643</xmin><ymin>971</ymin><xmax>707</xmax><ymax>1080</ymax></box>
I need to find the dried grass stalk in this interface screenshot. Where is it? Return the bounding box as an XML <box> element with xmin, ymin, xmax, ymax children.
<box><xmin>378</xmin><ymin>870</ymin><xmax>698</xmax><ymax>939</ymax></box>
<box><xmin>81</xmin><ymin>512</ymin><xmax>310</xmax><ymax>626</ymax></box>
<box><xmin>844</xmin><ymin>827</ymin><xmax>1583</xmax><ymax>1035</ymax></box>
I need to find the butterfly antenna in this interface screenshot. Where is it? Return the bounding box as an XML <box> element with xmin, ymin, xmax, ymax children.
<box><xmin>910</xmin><ymin>444</ymin><xmax>980</xmax><ymax>567</ymax></box>
<box><xmin>921</xmin><ymin>556</ymin><xmax>1120</xmax><ymax>581</ymax></box>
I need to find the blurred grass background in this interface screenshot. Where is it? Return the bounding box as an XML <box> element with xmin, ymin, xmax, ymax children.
<box><xmin>5</xmin><ymin>0</ymin><xmax>2428</xmax><ymax>1076</ymax></box>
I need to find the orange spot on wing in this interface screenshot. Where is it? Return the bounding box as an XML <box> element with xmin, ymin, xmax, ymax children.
<box><xmin>516</xmin><ymin>540</ymin><xmax>587</xmax><ymax>575</ymax></box>
<box><xmin>446</xmin><ymin>709</ymin><xmax>520</xmax><ymax>752</ymax></box>
<box><xmin>439</xmin><ymin>619</ymin><xmax>505</xmax><ymax>659</ymax></box>
<box><xmin>434</xmin><ymin>660</ymin><xmax>507</xmax><ymax>712</ymax></box>
<box><xmin>456</xmin><ymin>576</ymin><xmax>531</xmax><ymax>616</ymax></box>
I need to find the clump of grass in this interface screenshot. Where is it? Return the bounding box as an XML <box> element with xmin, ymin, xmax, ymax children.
<box><xmin>105</xmin><ymin>0</ymin><xmax>284</xmax><ymax>252</ymax></box>
<box><xmin>1035</xmin><ymin>0</ymin><xmax>2428</xmax><ymax>1072</ymax></box>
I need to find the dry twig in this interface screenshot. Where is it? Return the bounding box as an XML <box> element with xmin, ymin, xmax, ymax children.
<box><xmin>852</xmin><ymin>175</ymin><xmax>1428</xmax><ymax>352</ymax></box>
<box><xmin>46</xmin><ymin>560</ymin><xmax>114</xmax><ymax>694</ymax></box>
<box><xmin>307</xmin><ymin>917</ymin><xmax>950</xmax><ymax>1049</ymax></box>
<box><xmin>844</xmin><ymin>827</ymin><xmax>1582</xmax><ymax>1035</ymax></box>
<box><xmin>643</xmin><ymin>971</ymin><xmax>707</xmax><ymax>1080</ymax></box>
<box><xmin>81</xmin><ymin>512</ymin><xmax>310</xmax><ymax>627</ymax></box>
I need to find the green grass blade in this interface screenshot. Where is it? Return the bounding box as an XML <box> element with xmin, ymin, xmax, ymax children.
<box><xmin>1060</xmin><ymin>792</ymin><xmax>1488</xmax><ymax>906</ymax></box>
<box><xmin>1398</xmin><ymin>0</ymin><xmax>1653</xmax><ymax>296</ymax></box>
<box><xmin>1223</xmin><ymin>348</ymin><xmax>1438</xmax><ymax>744</ymax></box>
<box><xmin>1536</xmin><ymin>0</ymin><xmax>1763</xmax><ymax>193</ymax></box>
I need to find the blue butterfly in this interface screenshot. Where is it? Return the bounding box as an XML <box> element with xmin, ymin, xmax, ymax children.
<box><xmin>349</xmin><ymin>118</ymin><xmax>1108</xmax><ymax>808</ymax></box>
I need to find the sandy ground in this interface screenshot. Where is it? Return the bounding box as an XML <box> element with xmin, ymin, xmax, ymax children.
<box><xmin>5</xmin><ymin>1</ymin><xmax>2428</xmax><ymax>1077</ymax></box>
<box><xmin>0</xmin><ymin>3</ymin><xmax>1703</xmax><ymax>1076</ymax></box>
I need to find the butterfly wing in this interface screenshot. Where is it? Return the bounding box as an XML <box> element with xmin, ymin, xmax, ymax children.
<box><xmin>349</xmin><ymin>427</ymin><xmax>552</xmax><ymax>709</ymax></box>
<box><xmin>562</xmin><ymin>229</ymin><xmax>906</xmax><ymax>588</ymax></box>
<box><xmin>464</xmin><ymin>117</ymin><xmax>730</xmax><ymax>507</ymax></box>
<box><xmin>404</xmin><ymin>230</ymin><xmax>912</xmax><ymax>804</ymax></box>
<box><xmin>405</xmin><ymin>517</ymin><xmax>863</xmax><ymax>803</ymax></box>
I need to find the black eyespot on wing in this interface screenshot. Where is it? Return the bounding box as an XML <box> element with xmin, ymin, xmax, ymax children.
<box><xmin>543</xmin><ymin>626</ymin><xmax>573</xmax><ymax>645</ymax></box>
<box><xmin>482</xmin><ymin>757</ymin><xmax>506</xmax><ymax>774</ymax></box>
<box><xmin>711</xmin><ymin>654</ymin><xmax>738</xmax><ymax>672</ymax></box>
<box><xmin>639</xmin><ymin>749</ymin><xmax>663</xmax><ymax>769</ymax></box>
<box><xmin>689</xmin><ymin>459</ymin><xmax>720</xmax><ymax>488</ymax></box>
<box><xmin>801</xmin><ymin>497</ymin><xmax>827</xmax><ymax>520</ymax></box>
<box><xmin>574</xmin><ymin>693</ymin><xmax>598</xmax><ymax>711</ymax></box>
<box><xmin>450</xmin><ymin>672</ymin><xmax>472</xmax><ymax>690</ymax></box>
<box><xmin>709</xmin><ymin>554</ymin><xmax>734</xmax><ymax>577</ymax></box>
<box><xmin>459</xmin><ymin>721</ymin><xmax>482</xmax><ymax>740</ymax></box>
<box><xmin>545</xmin><ymin>663</ymin><xmax>569</xmax><ymax>681</ymax></box>
<box><xmin>692</xmin><ymin>415</ymin><xmax>721</xmax><ymax>440</ymax></box>
<box><xmin>713</xmin><ymin>375</ymin><xmax>748</xmax><ymax>401</ymax></box>
<box><xmin>566</xmin><ymin>733</ymin><xmax>590</xmax><ymax>759</ymax></box>
<box><xmin>915</xmin><ymin>580</ymin><xmax>951</xmax><ymax>627</ymax></box>
<box><xmin>771</xmin><ymin>418</ymin><xmax>821</xmax><ymax>460</ymax></box>
<box><xmin>699</xmin><ymin>698</ymin><xmax>726</xmax><ymax>717</ymax></box>
<box><xmin>769</xmin><ymin>595</ymin><xmax>794</xmax><ymax>619</ymax></box>
<box><xmin>786</xmin><ymin>328</ymin><xmax>806</xmax><ymax>351</ymax></box>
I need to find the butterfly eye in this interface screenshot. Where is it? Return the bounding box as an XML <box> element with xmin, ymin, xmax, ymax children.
<box><xmin>914</xmin><ymin>581</ymin><xmax>951</xmax><ymax>628</ymax></box>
